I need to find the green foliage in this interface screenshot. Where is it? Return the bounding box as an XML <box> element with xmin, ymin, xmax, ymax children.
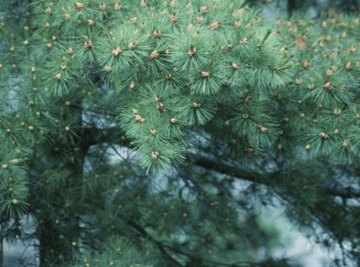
<box><xmin>69</xmin><ymin>237</ymin><xmax>158</xmax><ymax>267</ymax></box>
<box><xmin>0</xmin><ymin>0</ymin><xmax>360</xmax><ymax>266</ymax></box>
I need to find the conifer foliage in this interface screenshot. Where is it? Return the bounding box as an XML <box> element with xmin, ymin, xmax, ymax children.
<box><xmin>0</xmin><ymin>0</ymin><xmax>359</xmax><ymax>266</ymax></box>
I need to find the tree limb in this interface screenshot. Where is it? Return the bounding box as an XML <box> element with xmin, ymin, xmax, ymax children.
<box><xmin>124</xmin><ymin>219</ymin><xmax>185</xmax><ymax>267</ymax></box>
<box><xmin>79</xmin><ymin>126</ymin><xmax>360</xmax><ymax>199</ymax></box>
<box><xmin>194</xmin><ymin>155</ymin><xmax>360</xmax><ymax>199</ymax></box>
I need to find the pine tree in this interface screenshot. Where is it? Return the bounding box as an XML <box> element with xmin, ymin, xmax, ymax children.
<box><xmin>0</xmin><ymin>0</ymin><xmax>359</xmax><ymax>266</ymax></box>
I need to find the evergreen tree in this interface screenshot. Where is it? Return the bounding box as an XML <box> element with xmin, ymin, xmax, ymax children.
<box><xmin>0</xmin><ymin>0</ymin><xmax>359</xmax><ymax>266</ymax></box>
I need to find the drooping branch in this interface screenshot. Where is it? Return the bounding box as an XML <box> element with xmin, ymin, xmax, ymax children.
<box><xmin>125</xmin><ymin>219</ymin><xmax>260</xmax><ymax>267</ymax></box>
<box><xmin>79</xmin><ymin>125</ymin><xmax>360</xmax><ymax>199</ymax></box>
<box><xmin>194</xmin><ymin>155</ymin><xmax>360</xmax><ymax>199</ymax></box>
<box><xmin>124</xmin><ymin>219</ymin><xmax>185</xmax><ymax>267</ymax></box>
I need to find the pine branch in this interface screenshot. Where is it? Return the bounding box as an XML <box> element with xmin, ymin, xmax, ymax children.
<box><xmin>194</xmin><ymin>155</ymin><xmax>360</xmax><ymax>199</ymax></box>
<box><xmin>124</xmin><ymin>219</ymin><xmax>185</xmax><ymax>267</ymax></box>
<box><xmin>160</xmin><ymin>243</ymin><xmax>261</xmax><ymax>267</ymax></box>
<box><xmin>126</xmin><ymin>219</ymin><xmax>261</xmax><ymax>267</ymax></box>
<box><xmin>79</xmin><ymin>127</ymin><xmax>360</xmax><ymax>199</ymax></box>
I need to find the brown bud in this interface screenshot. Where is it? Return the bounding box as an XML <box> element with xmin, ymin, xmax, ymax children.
<box><xmin>129</xmin><ymin>81</ymin><xmax>136</xmax><ymax>90</ymax></box>
<box><xmin>153</xmin><ymin>30</ymin><xmax>161</xmax><ymax>38</ymax></box>
<box><xmin>151</xmin><ymin>151</ymin><xmax>160</xmax><ymax>160</ymax></box>
<box><xmin>303</xmin><ymin>59</ymin><xmax>309</xmax><ymax>68</ymax></box>
<box><xmin>323</xmin><ymin>82</ymin><xmax>332</xmax><ymax>91</ymax></box>
<box><xmin>187</xmin><ymin>23</ymin><xmax>195</xmax><ymax>31</ymax></box>
<box><xmin>197</xmin><ymin>16</ymin><xmax>204</xmax><ymax>23</ymax></box>
<box><xmin>129</xmin><ymin>17</ymin><xmax>137</xmax><ymax>24</ymax></box>
<box><xmin>345</xmin><ymin>61</ymin><xmax>353</xmax><ymax>71</ymax></box>
<box><xmin>114</xmin><ymin>3</ymin><xmax>121</xmax><ymax>11</ymax></box>
<box><xmin>326</xmin><ymin>69</ymin><xmax>333</xmax><ymax>77</ymax></box>
<box><xmin>333</xmin><ymin>108</ymin><xmax>341</xmax><ymax>115</ymax></box>
<box><xmin>128</xmin><ymin>42</ymin><xmax>136</xmax><ymax>49</ymax></box>
<box><xmin>84</xmin><ymin>41</ymin><xmax>92</xmax><ymax>49</ymax></box>
<box><xmin>156</xmin><ymin>102</ymin><xmax>165</xmax><ymax>112</ymax></box>
<box><xmin>319</xmin><ymin>132</ymin><xmax>328</xmax><ymax>139</ymax></box>
<box><xmin>2</xmin><ymin>163</ymin><xmax>8</xmax><ymax>169</ymax></box>
<box><xmin>208</xmin><ymin>21</ymin><xmax>219</xmax><ymax>30</ymax></box>
<box><xmin>75</xmin><ymin>2</ymin><xmax>84</xmax><ymax>9</ymax></box>
<box><xmin>187</xmin><ymin>47</ymin><xmax>196</xmax><ymax>57</ymax></box>
<box><xmin>192</xmin><ymin>102</ymin><xmax>201</xmax><ymax>108</ymax></box>
<box><xmin>200</xmin><ymin>71</ymin><xmax>210</xmax><ymax>78</ymax></box>
<box><xmin>150</xmin><ymin>129</ymin><xmax>157</xmax><ymax>136</ymax></box>
<box><xmin>87</xmin><ymin>19</ymin><xmax>94</xmax><ymax>26</ymax></box>
<box><xmin>112</xmin><ymin>47</ymin><xmax>122</xmax><ymax>57</ymax></box>
<box><xmin>232</xmin><ymin>63</ymin><xmax>239</xmax><ymax>69</ymax></box>
<box><xmin>45</xmin><ymin>7</ymin><xmax>52</xmax><ymax>14</ymax></box>
<box><xmin>296</xmin><ymin>36</ymin><xmax>306</xmax><ymax>49</ymax></box>
<box><xmin>295</xmin><ymin>78</ymin><xmax>302</xmax><ymax>85</ymax></box>
<box><xmin>200</xmin><ymin>6</ymin><xmax>208</xmax><ymax>14</ymax></box>
<box><xmin>170</xmin><ymin>14</ymin><xmax>177</xmax><ymax>23</ymax></box>
<box><xmin>134</xmin><ymin>114</ymin><xmax>145</xmax><ymax>123</ymax></box>
<box><xmin>64</xmin><ymin>13</ymin><xmax>71</xmax><ymax>20</ymax></box>
<box><xmin>258</xmin><ymin>124</ymin><xmax>268</xmax><ymax>133</ymax></box>
<box><xmin>149</xmin><ymin>50</ymin><xmax>159</xmax><ymax>59</ymax></box>
<box><xmin>240</xmin><ymin>38</ymin><xmax>248</xmax><ymax>45</ymax></box>
<box><xmin>103</xmin><ymin>66</ymin><xmax>111</xmax><ymax>73</ymax></box>
<box><xmin>244</xmin><ymin>147</ymin><xmax>254</xmax><ymax>154</ymax></box>
<box><xmin>166</xmin><ymin>73</ymin><xmax>172</xmax><ymax>80</ymax></box>
<box><xmin>99</xmin><ymin>3</ymin><xmax>106</xmax><ymax>11</ymax></box>
<box><xmin>279</xmin><ymin>47</ymin><xmax>286</xmax><ymax>54</ymax></box>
